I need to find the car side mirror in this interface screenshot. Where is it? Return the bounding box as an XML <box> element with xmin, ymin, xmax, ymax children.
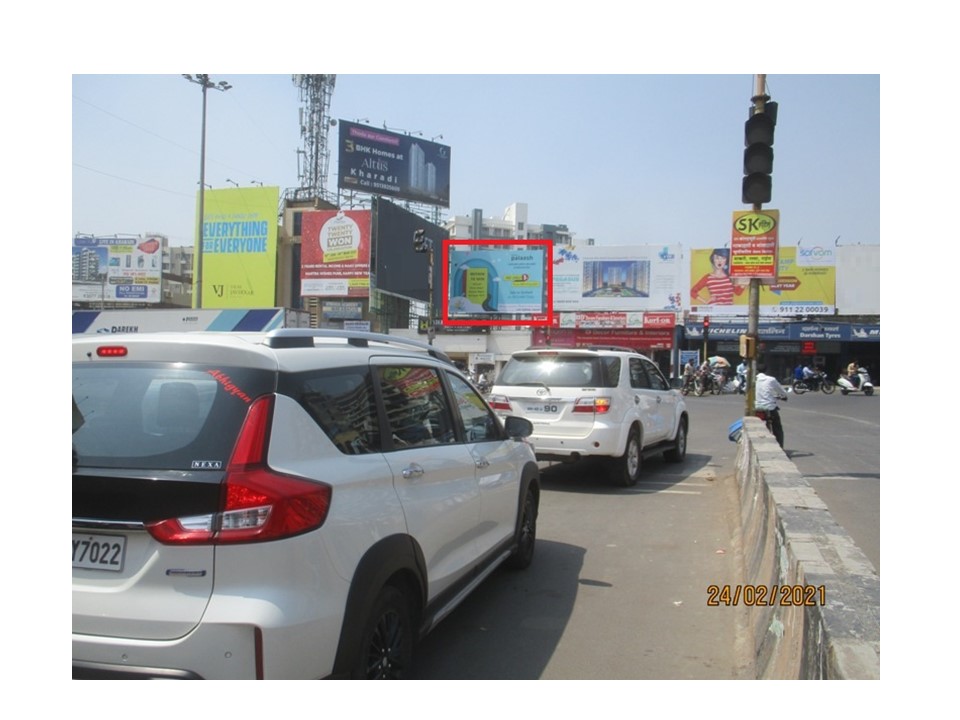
<box><xmin>503</xmin><ymin>415</ymin><xmax>533</xmax><ymax>439</ymax></box>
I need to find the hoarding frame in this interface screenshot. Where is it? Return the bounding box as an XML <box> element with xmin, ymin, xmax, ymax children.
<box><xmin>442</xmin><ymin>239</ymin><xmax>553</xmax><ymax>327</ymax></box>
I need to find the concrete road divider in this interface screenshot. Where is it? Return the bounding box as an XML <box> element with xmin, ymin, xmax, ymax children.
<box><xmin>734</xmin><ymin>417</ymin><xmax>880</xmax><ymax>679</ymax></box>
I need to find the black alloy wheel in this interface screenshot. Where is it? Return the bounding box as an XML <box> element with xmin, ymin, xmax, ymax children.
<box><xmin>507</xmin><ymin>488</ymin><xmax>538</xmax><ymax>570</ymax></box>
<box><xmin>355</xmin><ymin>585</ymin><xmax>414</xmax><ymax>679</ymax></box>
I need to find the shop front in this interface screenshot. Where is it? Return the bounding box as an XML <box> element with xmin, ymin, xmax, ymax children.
<box><xmin>685</xmin><ymin>320</ymin><xmax>881</xmax><ymax>384</ymax></box>
<box><xmin>530</xmin><ymin>317</ymin><xmax>678</xmax><ymax>380</ymax></box>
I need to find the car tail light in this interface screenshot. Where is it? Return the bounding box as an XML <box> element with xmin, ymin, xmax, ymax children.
<box><xmin>488</xmin><ymin>394</ymin><xmax>512</xmax><ymax>412</ymax></box>
<box><xmin>572</xmin><ymin>397</ymin><xmax>612</xmax><ymax>414</ymax></box>
<box><xmin>146</xmin><ymin>395</ymin><xmax>332</xmax><ymax>545</ymax></box>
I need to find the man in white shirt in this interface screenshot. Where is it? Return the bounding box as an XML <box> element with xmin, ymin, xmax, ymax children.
<box><xmin>755</xmin><ymin>361</ymin><xmax>788</xmax><ymax>448</ymax></box>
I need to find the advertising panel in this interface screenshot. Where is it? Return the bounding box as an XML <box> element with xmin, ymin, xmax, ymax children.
<box><xmin>301</xmin><ymin>210</ymin><xmax>372</xmax><ymax>297</ymax></box>
<box><xmin>730</xmin><ymin>209</ymin><xmax>779</xmax><ymax>279</ymax></box>
<box><xmin>836</xmin><ymin>244</ymin><xmax>879</xmax><ymax>315</ymax></box>
<box><xmin>689</xmin><ymin>246</ymin><xmax>835</xmax><ymax>317</ymax></box>
<box><xmin>552</xmin><ymin>245</ymin><xmax>683</xmax><ymax>313</ymax></box>
<box><xmin>197</xmin><ymin>186</ymin><xmax>279</xmax><ymax>308</ymax></box>
<box><xmin>444</xmin><ymin>241</ymin><xmax>550</xmax><ymax>322</ymax></box>
<box><xmin>72</xmin><ymin>308</ymin><xmax>308</xmax><ymax>334</ymax></box>
<box><xmin>338</xmin><ymin>121</ymin><xmax>451</xmax><ymax>207</ymax></box>
<box><xmin>72</xmin><ymin>234</ymin><xmax>162</xmax><ymax>303</ymax></box>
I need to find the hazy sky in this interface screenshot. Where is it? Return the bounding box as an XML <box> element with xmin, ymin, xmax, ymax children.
<box><xmin>72</xmin><ymin>74</ymin><xmax>879</xmax><ymax>252</ymax></box>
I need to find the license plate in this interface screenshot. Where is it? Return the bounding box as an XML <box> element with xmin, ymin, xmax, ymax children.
<box><xmin>524</xmin><ymin>403</ymin><xmax>561</xmax><ymax>414</ymax></box>
<box><xmin>73</xmin><ymin>532</ymin><xmax>127</xmax><ymax>572</ymax></box>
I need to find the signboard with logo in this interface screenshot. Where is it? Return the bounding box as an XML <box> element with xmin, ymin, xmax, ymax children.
<box><xmin>730</xmin><ymin>209</ymin><xmax>779</xmax><ymax>279</ymax></box>
<box><xmin>557</xmin><ymin>311</ymin><xmax>678</xmax><ymax>329</ymax></box>
<box><xmin>301</xmin><ymin>210</ymin><xmax>372</xmax><ymax>297</ymax></box>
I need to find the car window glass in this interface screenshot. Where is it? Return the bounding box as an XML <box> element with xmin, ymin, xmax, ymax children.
<box><xmin>72</xmin><ymin>365</ymin><xmax>271</xmax><ymax>470</ymax></box>
<box><xmin>630</xmin><ymin>358</ymin><xmax>651</xmax><ymax>389</ymax></box>
<box><xmin>378</xmin><ymin>366</ymin><xmax>456</xmax><ymax>449</ymax></box>
<box><xmin>601</xmin><ymin>357</ymin><xmax>621</xmax><ymax>386</ymax></box>
<box><xmin>290</xmin><ymin>367</ymin><xmax>381</xmax><ymax>454</ymax></box>
<box><xmin>643</xmin><ymin>360</ymin><xmax>670</xmax><ymax>391</ymax></box>
<box><xmin>446</xmin><ymin>372</ymin><xmax>503</xmax><ymax>443</ymax></box>
<box><xmin>499</xmin><ymin>356</ymin><xmax>603</xmax><ymax>387</ymax></box>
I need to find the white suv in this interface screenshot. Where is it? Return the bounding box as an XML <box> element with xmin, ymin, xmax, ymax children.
<box><xmin>72</xmin><ymin>329</ymin><xmax>540</xmax><ymax>679</ymax></box>
<box><xmin>489</xmin><ymin>346</ymin><xmax>688</xmax><ymax>486</ymax></box>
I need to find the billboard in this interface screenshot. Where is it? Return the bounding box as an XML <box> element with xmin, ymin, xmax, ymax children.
<box><xmin>197</xmin><ymin>186</ymin><xmax>279</xmax><ymax>308</ymax></box>
<box><xmin>836</xmin><ymin>244</ymin><xmax>879</xmax><ymax>315</ymax></box>
<box><xmin>338</xmin><ymin>121</ymin><xmax>451</xmax><ymax>207</ymax></box>
<box><xmin>72</xmin><ymin>234</ymin><xmax>162</xmax><ymax>304</ymax></box>
<box><xmin>443</xmin><ymin>241</ymin><xmax>552</xmax><ymax>326</ymax></box>
<box><xmin>553</xmin><ymin>244</ymin><xmax>684</xmax><ymax>312</ymax></box>
<box><xmin>300</xmin><ymin>210</ymin><xmax>372</xmax><ymax>297</ymax></box>
<box><xmin>689</xmin><ymin>246</ymin><xmax>836</xmax><ymax>316</ymax></box>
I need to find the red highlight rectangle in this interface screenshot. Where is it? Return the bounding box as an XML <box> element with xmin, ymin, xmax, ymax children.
<box><xmin>441</xmin><ymin>239</ymin><xmax>553</xmax><ymax>327</ymax></box>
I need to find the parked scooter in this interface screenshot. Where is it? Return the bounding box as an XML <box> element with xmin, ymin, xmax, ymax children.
<box><xmin>837</xmin><ymin>366</ymin><xmax>874</xmax><ymax>396</ymax></box>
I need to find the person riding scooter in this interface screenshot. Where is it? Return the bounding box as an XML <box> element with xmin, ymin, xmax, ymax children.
<box><xmin>846</xmin><ymin>360</ymin><xmax>860</xmax><ymax>388</ymax></box>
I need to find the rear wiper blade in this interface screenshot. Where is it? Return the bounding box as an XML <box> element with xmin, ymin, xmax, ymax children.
<box><xmin>516</xmin><ymin>381</ymin><xmax>552</xmax><ymax>392</ymax></box>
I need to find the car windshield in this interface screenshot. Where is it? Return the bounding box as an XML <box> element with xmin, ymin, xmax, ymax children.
<box><xmin>497</xmin><ymin>355</ymin><xmax>619</xmax><ymax>388</ymax></box>
<box><xmin>73</xmin><ymin>363</ymin><xmax>275</xmax><ymax>470</ymax></box>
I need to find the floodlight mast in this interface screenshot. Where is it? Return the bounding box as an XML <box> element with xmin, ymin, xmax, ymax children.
<box><xmin>183</xmin><ymin>74</ymin><xmax>231</xmax><ymax>308</ymax></box>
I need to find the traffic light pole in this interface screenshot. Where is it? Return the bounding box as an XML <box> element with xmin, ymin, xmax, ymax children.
<box><xmin>427</xmin><ymin>242</ymin><xmax>434</xmax><ymax>345</ymax></box>
<box><xmin>745</xmin><ymin>74</ymin><xmax>767</xmax><ymax>417</ymax></box>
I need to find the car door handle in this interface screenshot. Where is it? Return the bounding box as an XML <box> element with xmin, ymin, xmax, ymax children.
<box><xmin>475</xmin><ymin>458</ymin><xmax>490</xmax><ymax>469</ymax></box>
<box><xmin>401</xmin><ymin>463</ymin><xmax>425</xmax><ymax>479</ymax></box>
<box><xmin>656</xmin><ymin>396</ymin><xmax>662</xmax><ymax>403</ymax></box>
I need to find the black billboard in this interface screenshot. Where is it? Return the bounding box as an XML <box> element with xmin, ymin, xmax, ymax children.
<box><xmin>338</xmin><ymin>121</ymin><xmax>451</xmax><ymax>208</ymax></box>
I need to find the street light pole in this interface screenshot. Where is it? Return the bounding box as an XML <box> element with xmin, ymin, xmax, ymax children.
<box><xmin>183</xmin><ymin>74</ymin><xmax>231</xmax><ymax>308</ymax></box>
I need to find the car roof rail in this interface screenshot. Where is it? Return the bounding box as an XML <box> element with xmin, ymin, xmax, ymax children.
<box><xmin>262</xmin><ymin>328</ymin><xmax>454</xmax><ymax>364</ymax></box>
<box><xmin>585</xmin><ymin>345</ymin><xmax>640</xmax><ymax>353</ymax></box>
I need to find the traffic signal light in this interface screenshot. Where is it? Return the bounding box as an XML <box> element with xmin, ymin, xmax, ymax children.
<box><xmin>742</xmin><ymin>102</ymin><xmax>777</xmax><ymax>205</ymax></box>
<box><xmin>703</xmin><ymin>316</ymin><xmax>710</xmax><ymax>339</ymax></box>
<box><xmin>413</xmin><ymin>229</ymin><xmax>430</xmax><ymax>253</ymax></box>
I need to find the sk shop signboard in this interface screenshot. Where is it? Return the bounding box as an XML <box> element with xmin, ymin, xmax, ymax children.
<box><xmin>730</xmin><ymin>209</ymin><xmax>779</xmax><ymax>279</ymax></box>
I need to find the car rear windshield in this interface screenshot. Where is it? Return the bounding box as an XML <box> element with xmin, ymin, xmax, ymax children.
<box><xmin>72</xmin><ymin>364</ymin><xmax>275</xmax><ymax>471</ymax></box>
<box><xmin>497</xmin><ymin>355</ymin><xmax>620</xmax><ymax>388</ymax></box>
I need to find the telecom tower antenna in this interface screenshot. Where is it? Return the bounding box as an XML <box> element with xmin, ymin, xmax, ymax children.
<box><xmin>291</xmin><ymin>74</ymin><xmax>337</xmax><ymax>203</ymax></box>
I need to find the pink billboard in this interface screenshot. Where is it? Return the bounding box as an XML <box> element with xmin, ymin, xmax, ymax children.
<box><xmin>300</xmin><ymin>210</ymin><xmax>372</xmax><ymax>297</ymax></box>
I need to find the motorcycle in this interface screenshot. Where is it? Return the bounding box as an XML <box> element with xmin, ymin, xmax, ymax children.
<box><xmin>837</xmin><ymin>367</ymin><xmax>874</xmax><ymax>396</ymax></box>
<box><xmin>694</xmin><ymin>369</ymin><xmax>720</xmax><ymax>396</ymax></box>
<box><xmin>792</xmin><ymin>370</ymin><xmax>836</xmax><ymax>395</ymax></box>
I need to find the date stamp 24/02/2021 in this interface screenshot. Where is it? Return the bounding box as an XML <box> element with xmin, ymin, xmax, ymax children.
<box><xmin>706</xmin><ymin>584</ymin><xmax>826</xmax><ymax>607</ymax></box>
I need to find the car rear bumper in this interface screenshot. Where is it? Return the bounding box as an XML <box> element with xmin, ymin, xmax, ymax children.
<box><xmin>528</xmin><ymin>422</ymin><xmax>625</xmax><ymax>460</ymax></box>
<box><xmin>73</xmin><ymin>621</ymin><xmax>261</xmax><ymax>679</ymax></box>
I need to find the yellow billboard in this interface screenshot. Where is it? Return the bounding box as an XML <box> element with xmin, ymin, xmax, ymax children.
<box><xmin>689</xmin><ymin>246</ymin><xmax>836</xmax><ymax>317</ymax></box>
<box><xmin>194</xmin><ymin>186</ymin><xmax>279</xmax><ymax>308</ymax></box>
